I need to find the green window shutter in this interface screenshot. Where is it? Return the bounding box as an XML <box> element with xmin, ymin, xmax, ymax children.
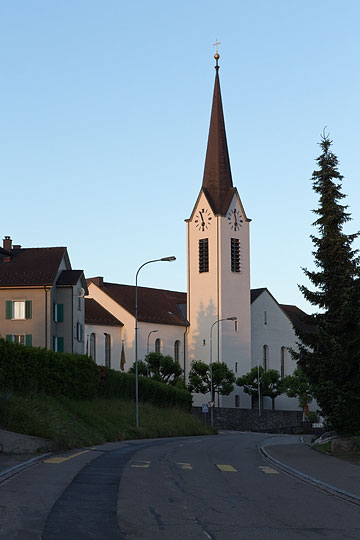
<box><xmin>53</xmin><ymin>302</ymin><xmax>56</xmax><ymax>321</ymax></box>
<box><xmin>6</xmin><ymin>334</ymin><xmax>13</xmax><ymax>342</ymax></box>
<box><xmin>6</xmin><ymin>301</ymin><xmax>12</xmax><ymax>319</ymax></box>
<box><xmin>25</xmin><ymin>300</ymin><xmax>32</xmax><ymax>319</ymax></box>
<box><xmin>25</xmin><ymin>334</ymin><xmax>32</xmax><ymax>347</ymax></box>
<box><xmin>53</xmin><ymin>336</ymin><xmax>56</xmax><ymax>351</ymax></box>
<box><xmin>57</xmin><ymin>304</ymin><xmax>64</xmax><ymax>322</ymax></box>
<box><xmin>58</xmin><ymin>337</ymin><xmax>64</xmax><ymax>352</ymax></box>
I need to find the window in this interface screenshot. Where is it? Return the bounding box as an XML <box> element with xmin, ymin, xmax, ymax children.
<box><xmin>76</xmin><ymin>322</ymin><xmax>83</xmax><ymax>342</ymax></box>
<box><xmin>53</xmin><ymin>303</ymin><xmax>64</xmax><ymax>322</ymax></box>
<box><xmin>231</xmin><ymin>238</ymin><xmax>240</xmax><ymax>272</ymax></box>
<box><xmin>90</xmin><ymin>333</ymin><xmax>96</xmax><ymax>361</ymax></box>
<box><xmin>155</xmin><ymin>338</ymin><xmax>161</xmax><ymax>354</ymax></box>
<box><xmin>235</xmin><ymin>362</ymin><xmax>238</xmax><ymax>373</ymax></box>
<box><xmin>235</xmin><ymin>395</ymin><xmax>240</xmax><ymax>408</ymax></box>
<box><xmin>6</xmin><ymin>334</ymin><xmax>32</xmax><ymax>346</ymax></box>
<box><xmin>53</xmin><ymin>336</ymin><xmax>64</xmax><ymax>352</ymax></box>
<box><xmin>105</xmin><ymin>333</ymin><xmax>111</xmax><ymax>368</ymax></box>
<box><xmin>263</xmin><ymin>345</ymin><xmax>269</xmax><ymax>371</ymax></box>
<box><xmin>199</xmin><ymin>238</ymin><xmax>209</xmax><ymax>273</ymax></box>
<box><xmin>264</xmin><ymin>311</ymin><xmax>267</xmax><ymax>325</ymax></box>
<box><xmin>6</xmin><ymin>300</ymin><xmax>32</xmax><ymax>320</ymax></box>
<box><xmin>281</xmin><ymin>346</ymin><xmax>286</xmax><ymax>378</ymax></box>
<box><xmin>174</xmin><ymin>340</ymin><xmax>181</xmax><ymax>363</ymax></box>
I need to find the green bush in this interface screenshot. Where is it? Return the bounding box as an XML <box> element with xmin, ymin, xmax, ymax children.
<box><xmin>0</xmin><ymin>340</ymin><xmax>192</xmax><ymax>410</ymax></box>
<box><xmin>98</xmin><ymin>366</ymin><xmax>192</xmax><ymax>411</ymax></box>
<box><xmin>0</xmin><ymin>338</ymin><xmax>98</xmax><ymax>400</ymax></box>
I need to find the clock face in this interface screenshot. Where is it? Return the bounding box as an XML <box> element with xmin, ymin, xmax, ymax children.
<box><xmin>194</xmin><ymin>208</ymin><xmax>212</xmax><ymax>231</ymax></box>
<box><xmin>227</xmin><ymin>208</ymin><xmax>243</xmax><ymax>231</ymax></box>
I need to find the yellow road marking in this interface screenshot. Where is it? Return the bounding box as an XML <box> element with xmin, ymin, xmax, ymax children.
<box><xmin>176</xmin><ymin>462</ymin><xmax>192</xmax><ymax>470</ymax></box>
<box><xmin>44</xmin><ymin>450</ymin><xmax>90</xmax><ymax>464</ymax></box>
<box><xmin>131</xmin><ymin>461</ymin><xmax>150</xmax><ymax>468</ymax></box>
<box><xmin>216</xmin><ymin>464</ymin><xmax>237</xmax><ymax>472</ymax></box>
<box><xmin>259</xmin><ymin>466</ymin><xmax>279</xmax><ymax>474</ymax></box>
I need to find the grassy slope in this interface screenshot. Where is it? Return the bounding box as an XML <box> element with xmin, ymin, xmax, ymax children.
<box><xmin>1</xmin><ymin>393</ymin><xmax>214</xmax><ymax>450</ymax></box>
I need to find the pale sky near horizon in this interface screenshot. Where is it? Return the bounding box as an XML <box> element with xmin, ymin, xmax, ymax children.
<box><xmin>1</xmin><ymin>1</ymin><xmax>360</xmax><ymax>314</ymax></box>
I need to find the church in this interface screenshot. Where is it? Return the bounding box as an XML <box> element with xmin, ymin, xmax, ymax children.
<box><xmin>0</xmin><ymin>53</ymin><xmax>307</xmax><ymax>411</ymax></box>
<box><xmin>85</xmin><ymin>52</ymin><xmax>306</xmax><ymax>411</ymax></box>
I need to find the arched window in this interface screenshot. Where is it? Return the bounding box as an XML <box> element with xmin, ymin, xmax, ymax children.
<box><xmin>105</xmin><ymin>333</ymin><xmax>111</xmax><ymax>368</ymax></box>
<box><xmin>235</xmin><ymin>395</ymin><xmax>240</xmax><ymax>408</ymax></box>
<box><xmin>174</xmin><ymin>340</ymin><xmax>181</xmax><ymax>362</ymax></box>
<box><xmin>281</xmin><ymin>346</ymin><xmax>286</xmax><ymax>378</ymax></box>
<box><xmin>90</xmin><ymin>333</ymin><xmax>96</xmax><ymax>362</ymax></box>
<box><xmin>155</xmin><ymin>338</ymin><xmax>161</xmax><ymax>354</ymax></box>
<box><xmin>263</xmin><ymin>345</ymin><xmax>269</xmax><ymax>371</ymax></box>
<box><xmin>235</xmin><ymin>362</ymin><xmax>238</xmax><ymax>373</ymax></box>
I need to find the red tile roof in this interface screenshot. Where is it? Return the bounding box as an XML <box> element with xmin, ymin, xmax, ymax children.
<box><xmin>57</xmin><ymin>270</ymin><xmax>84</xmax><ymax>286</ymax></box>
<box><xmin>0</xmin><ymin>247</ymin><xmax>67</xmax><ymax>287</ymax></box>
<box><xmin>87</xmin><ymin>279</ymin><xmax>188</xmax><ymax>326</ymax></box>
<box><xmin>85</xmin><ymin>298</ymin><xmax>123</xmax><ymax>326</ymax></box>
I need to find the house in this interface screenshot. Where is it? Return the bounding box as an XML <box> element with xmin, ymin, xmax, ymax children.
<box><xmin>0</xmin><ymin>236</ymin><xmax>87</xmax><ymax>353</ymax></box>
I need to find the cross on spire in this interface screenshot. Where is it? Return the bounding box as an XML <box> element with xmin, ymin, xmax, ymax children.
<box><xmin>213</xmin><ymin>39</ymin><xmax>221</xmax><ymax>67</ymax></box>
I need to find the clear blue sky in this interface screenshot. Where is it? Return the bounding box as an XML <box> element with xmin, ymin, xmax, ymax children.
<box><xmin>1</xmin><ymin>1</ymin><xmax>360</xmax><ymax>313</ymax></box>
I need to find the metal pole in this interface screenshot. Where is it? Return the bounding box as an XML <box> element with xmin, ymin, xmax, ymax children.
<box><xmin>135</xmin><ymin>256</ymin><xmax>176</xmax><ymax>428</ymax></box>
<box><xmin>209</xmin><ymin>316</ymin><xmax>237</xmax><ymax>428</ymax></box>
<box><xmin>257</xmin><ymin>361</ymin><xmax>261</xmax><ymax>417</ymax></box>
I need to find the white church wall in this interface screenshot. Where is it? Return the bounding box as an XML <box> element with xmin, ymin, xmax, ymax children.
<box><xmin>251</xmin><ymin>290</ymin><xmax>300</xmax><ymax>411</ymax></box>
<box><xmin>85</xmin><ymin>323</ymin><xmax>123</xmax><ymax>370</ymax></box>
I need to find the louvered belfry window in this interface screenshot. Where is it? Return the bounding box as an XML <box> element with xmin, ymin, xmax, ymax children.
<box><xmin>199</xmin><ymin>238</ymin><xmax>209</xmax><ymax>273</ymax></box>
<box><xmin>231</xmin><ymin>238</ymin><xmax>240</xmax><ymax>272</ymax></box>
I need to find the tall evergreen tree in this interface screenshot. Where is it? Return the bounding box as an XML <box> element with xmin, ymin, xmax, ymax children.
<box><xmin>295</xmin><ymin>132</ymin><xmax>360</xmax><ymax>434</ymax></box>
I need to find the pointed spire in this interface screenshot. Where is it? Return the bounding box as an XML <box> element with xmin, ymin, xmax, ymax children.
<box><xmin>202</xmin><ymin>50</ymin><xmax>235</xmax><ymax>215</ymax></box>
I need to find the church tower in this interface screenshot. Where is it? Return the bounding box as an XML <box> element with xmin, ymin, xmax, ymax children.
<box><xmin>186</xmin><ymin>52</ymin><xmax>251</xmax><ymax>407</ymax></box>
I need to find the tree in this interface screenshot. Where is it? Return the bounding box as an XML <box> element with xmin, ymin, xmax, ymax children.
<box><xmin>283</xmin><ymin>366</ymin><xmax>313</xmax><ymax>418</ymax></box>
<box><xmin>236</xmin><ymin>367</ymin><xmax>286</xmax><ymax>410</ymax></box>
<box><xmin>188</xmin><ymin>360</ymin><xmax>235</xmax><ymax>404</ymax></box>
<box><xmin>295</xmin><ymin>132</ymin><xmax>360</xmax><ymax>434</ymax></box>
<box><xmin>129</xmin><ymin>352</ymin><xmax>183</xmax><ymax>385</ymax></box>
<box><xmin>262</xmin><ymin>369</ymin><xmax>287</xmax><ymax>410</ymax></box>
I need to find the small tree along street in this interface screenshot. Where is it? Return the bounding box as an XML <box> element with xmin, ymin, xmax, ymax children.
<box><xmin>129</xmin><ymin>352</ymin><xmax>183</xmax><ymax>386</ymax></box>
<box><xmin>236</xmin><ymin>366</ymin><xmax>286</xmax><ymax>410</ymax></box>
<box><xmin>295</xmin><ymin>133</ymin><xmax>360</xmax><ymax>435</ymax></box>
<box><xmin>284</xmin><ymin>366</ymin><xmax>313</xmax><ymax>418</ymax></box>
<box><xmin>187</xmin><ymin>360</ymin><xmax>235</xmax><ymax>404</ymax></box>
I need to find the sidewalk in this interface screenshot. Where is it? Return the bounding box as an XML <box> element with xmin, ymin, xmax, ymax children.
<box><xmin>261</xmin><ymin>435</ymin><xmax>360</xmax><ymax>502</ymax></box>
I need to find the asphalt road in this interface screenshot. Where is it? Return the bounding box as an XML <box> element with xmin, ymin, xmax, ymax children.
<box><xmin>1</xmin><ymin>432</ymin><xmax>360</xmax><ymax>539</ymax></box>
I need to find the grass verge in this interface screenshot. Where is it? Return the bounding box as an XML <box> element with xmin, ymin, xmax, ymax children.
<box><xmin>1</xmin><ymin>393</ymin><xmax>215</xmax><ymax>450</ymax></box>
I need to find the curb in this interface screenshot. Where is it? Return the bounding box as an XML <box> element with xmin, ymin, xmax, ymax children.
<box><xmin>259</xmin><ymin>441</ymin><xmax>360</xmax><ymax>506</ymax></box>
<box><xmin>0</xmin><ymin>452</ymin><xmax>52</xmax><ymax>484</ymax></box>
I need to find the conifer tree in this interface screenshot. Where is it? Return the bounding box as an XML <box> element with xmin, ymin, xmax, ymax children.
<box><xmin>295</xmin><ymin>132</ymin><xmax>360</xmax><ymax>434</ymax></box>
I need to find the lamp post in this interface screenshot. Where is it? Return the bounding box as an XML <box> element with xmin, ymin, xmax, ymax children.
<box><xmin>147</xmin><ymin>329</ymin><xmax>159</xmax><ymax>355</ymax></box>
<box><xmin>135</xmin><ymin>256</ymin><xmax>176</xmax><ymax>427</ymax></box>
<box><xmin>209</xmin><ymin>316</ymin><xmax>237</xmax><ymax>427</ymax></box>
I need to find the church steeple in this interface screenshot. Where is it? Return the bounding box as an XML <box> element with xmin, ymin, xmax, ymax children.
<box><xmin>202</xmin><ymin>52</ymin><xmax>236</xmax><ymax>215</ymax></box>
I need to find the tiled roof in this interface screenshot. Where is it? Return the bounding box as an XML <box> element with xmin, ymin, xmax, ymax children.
<box><xmin>85</xmin><ymin>298</ymin><xmax>123</xmax><ymax>327</ymax></box>
<box><xmin>57</xmin><ymin>270</ymin><xmax>84</xmax><ymax>286</ymax></box>
<box><xmin>87</xmin><ymin>279</ymin><xmax>188</xmax><ymax>326</ymax></box>
<box><xmin>0</xmin><ymin>247</ymin><xmax>67</xmax><ymax>287</ymax></box>
<box><xmin>280</xmin><ymin>304</ymin><xmax>315</xmax><ymax>334</ymax></box>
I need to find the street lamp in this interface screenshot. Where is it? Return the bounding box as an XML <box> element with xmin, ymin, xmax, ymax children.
<box><xmin>147</xmin><ymin>329</ymin><xmax>159</xmax><ymax>355</ymax></box>
<box><xmin>209</xmin><ymin>316</ymin><xmax>237</xmax><ymax>428</ymax></box>
<box><xmin>135</xmin><ymin>256</ymin><xmax>176</xmax><ymax>427</ymax></box>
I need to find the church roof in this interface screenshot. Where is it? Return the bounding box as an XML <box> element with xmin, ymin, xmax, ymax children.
<box><xmin>85</xmin><ymin>298</ymin><xmax>123</xmax><ymax>327</ymax></box>
<box><xmin>280</xmin><ymin>304</ymin><xmax>315</xmax><ymax>334</ymax></box>
<box><xmin>87</xmin><ymin>278</ymin><xmax>188</xmax><ymax>327</ymax></box>
<box><xmin>202</xmin><ymin>61</ymin><xmax>236</xmax><ymax>215</ymax></box>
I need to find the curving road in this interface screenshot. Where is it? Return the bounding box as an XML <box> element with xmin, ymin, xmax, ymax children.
<box><xmin>1</xmin><ymin>432</ymin><xmax>360</xmax><ymax>539</ymax></box>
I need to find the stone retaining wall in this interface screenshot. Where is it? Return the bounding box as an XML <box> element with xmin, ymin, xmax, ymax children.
<box><xmin>193</xmin><ymin>407</ymin><xmax>304</xmax><ymax>433</ymax></box>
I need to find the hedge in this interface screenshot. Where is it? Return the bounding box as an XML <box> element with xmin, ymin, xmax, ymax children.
<box><xmin>0</xmin><ymin>339</ymin><xmax>192</xmax><ymax>411</ymax></box>
<box><xmin>98</xmin><ymin>366</ymin><xmax>192</xmax><ymax>411</ymax></box>
<box><xmin>0</xmin><ymin>339</ymin><xmax>99</xmax><ymax>400</ymax></box>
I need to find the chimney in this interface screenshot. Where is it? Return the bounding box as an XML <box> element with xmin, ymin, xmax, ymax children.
<box><xmin>13</xmin><ymin>244</ymin><xmax>22</xmax><ymax>250</ymax></box>
<box><xmin>3</xmin><ymin>236</ymin><xmax>12</xmax><ymax>252</ymax></box>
